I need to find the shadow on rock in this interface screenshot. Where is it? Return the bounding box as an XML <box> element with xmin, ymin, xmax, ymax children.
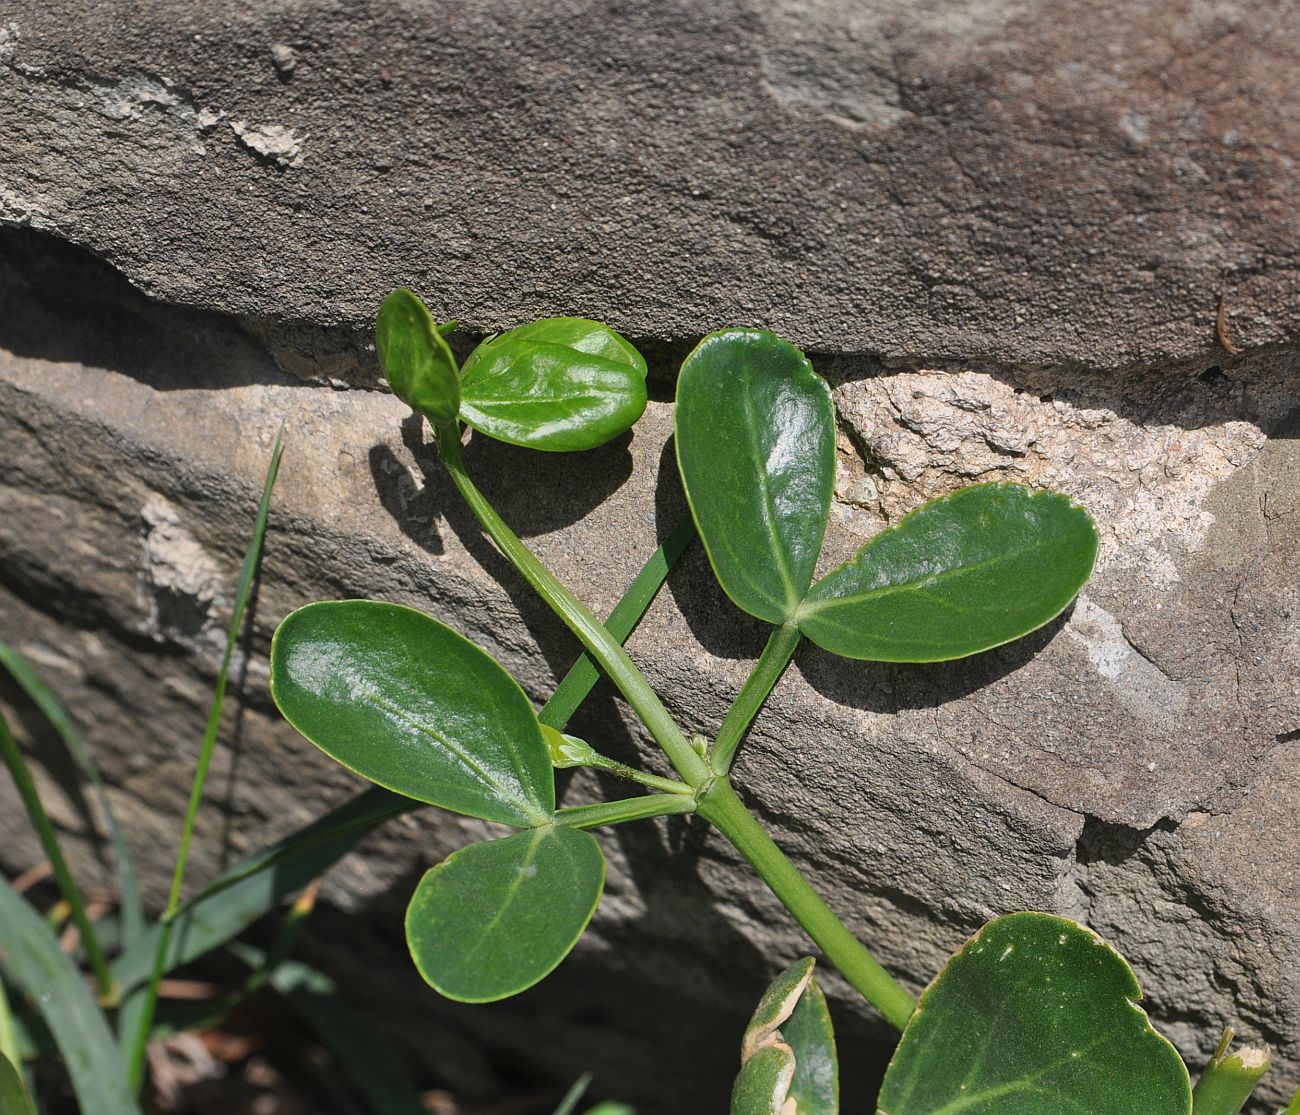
<box><xmin>798</xmin><ymin>607</ymin><xmax>1072</xmax><ymax>715</ymax></box>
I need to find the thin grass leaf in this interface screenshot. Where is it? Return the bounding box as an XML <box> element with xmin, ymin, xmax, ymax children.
<box><xmin>0</xmin><ymin>975</ymin><xmax>17</xmax><ymax>1067</ymax></box>
<box><xmin>111</xmin><ymin>788</ymin><xmax>408</xmax><ymax>995</ymax></box>
<box><xmin>127</xmin><ymin>428</ymin><xmax>284</xmax><ymax>1090</ymax></box>
<box><xmin>0</xmin><ymin>641</ymin><xmax>145</xmax><ymax>952</ymax></box>
<box><xmin>0</xmin><ymin>877</ymin><xmax>141</xmax><ymax>1115</ymax></box>
<box><xmin>0</xmin><ymin>706</ymin><xmax>114</xmax><ymax>998</ymax></box>
<box><xmin>552</xmin><ymin>1074</ymin><xmax>593</xmax><ymax>1115</ymax></box>
<box><xmin>231</xmin><ymin>944</ymin><xmax>426</xmax><ymax>1115</ymax></box>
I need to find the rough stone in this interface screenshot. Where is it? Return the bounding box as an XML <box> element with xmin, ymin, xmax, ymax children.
<box><xmin>1</xmin><ymin>0</ymin><xmax>1298</xmax><ymax>377</ymax></box>
<box><xmin>1</xmin><ymin>1</ymin><xmax>1299</xmax><ymax>1109</ymax></box>
<box><xmin>1</xmin><ymin>223</ymin><xmax>1298</xmax><ymax>1110</ymax></box>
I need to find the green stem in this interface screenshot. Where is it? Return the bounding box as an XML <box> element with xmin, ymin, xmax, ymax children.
<box><xmin>712</xmin><ymin>623</ymin><xmax>801</xmax><ymax>775</ymax></box>
<box><xmin>0</xmin><ymin>710</ymin><xmax>114</xmax><ymax>1000</ymax></box>
<box><xmin>437</xmin><ymin>423</ymin><xmax>709</xmax><ymax>787</ymax></box>
<box><xmin>1192</xmin><ymin>1029</ymin><xmax>1272</xmax><ymax>1115</ymax></box>
<box><xmin>697</xmin><ymin>778</ymin><xmax>914</xmax><ymax>1031</ymax></box>
<box><xmin>556</xmin><ymin>795</ymin><xmax>695</xmax><ymax>830</ymax></box>
<box><xmin>580</xmin><ymin>752</ymin><xmax>693</xmax><ymax>795</ymax></box>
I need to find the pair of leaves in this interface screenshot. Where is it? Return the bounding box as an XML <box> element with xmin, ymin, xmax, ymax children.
<box><xmin>732</xmin><ymin>916</ymin><xmax>1192</xmax><ymax>1115</ymax></box>
<box><xmin>376</xmin><ymin>289</ymin><xmax>648</xmax><ymax>451</ymax></box>
<box><xmin>731</xmin><ymin>958</ymin><xmax>838</xmax><ymax>1115</ymax></box>
<box><xmin>271</xmin><ymin>601</ymin><xmax>604</xmax><ymax>1002</ymax></box>
<box><xmin>675</xmin><ymin>330</ymin><xmax>1099</xmax><ymax>662</ymax></box>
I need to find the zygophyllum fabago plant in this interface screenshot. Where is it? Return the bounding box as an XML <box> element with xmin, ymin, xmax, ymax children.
<box><xmin>268</xmin><ymin>289</ymin><xmax>1295</xmax><ymax>1115</ymax></box>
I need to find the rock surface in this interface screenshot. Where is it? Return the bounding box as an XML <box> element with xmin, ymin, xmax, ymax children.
<box><xmin>2</xmin><ymin>0</ymin><xmax>1299</xmax><ymax>374</ymax></box>
<box><xmin>1</xmin><ymin>1</ymin><xmax>1299</xmax><ymax>1111</ymax></box>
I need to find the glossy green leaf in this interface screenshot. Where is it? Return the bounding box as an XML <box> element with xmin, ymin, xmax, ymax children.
<box><xmin>376</xmin><ymin>288</ymin><xmax>460</xmax><ymax>424</ymax></box>
<box><xmin>459</xmin><ymin>318</ymin><xmax>648</xmax><ymax>451</ymax></box>
<box><xmin>676</xmin><ymin>329</ymin><xmax>835</xmax><ymax>624</ymax></box>
<box><xmin>0</xmin><ymin>1051</ymin><xmax>35</xmax><ymax>1115</ymax></box>
<box><xmin>798</xmin><ymin>484</ymin><xmax>1097</xmax><ymax>662</ymax></box>
<box><xmin>877</xmin><ymin>913</ymin><xmax>1192</xmax><ymax>1115</ymax></box>
<box><xmin>732</xmin><ymin>1045</ymin><xmax>797</xmax><ymax>1115</ymax></box>
<box><xmin>0</xmin><ymin>878</ymin><xmax>141</xmax><ymax>1115</ymax></box>
<box><xmin>271</xmin><ymin>600</ymin><xmax>553</xmax><ymax>827</ymax></box>
<box><xmin>405</xmin><ymin>824</ymin><xmax>604</xmax><ymax>1002</ymax></box>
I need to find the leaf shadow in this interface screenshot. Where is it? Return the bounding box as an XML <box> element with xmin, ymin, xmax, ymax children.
<box><xmin>797</xmin><ymin>608</ymin><xmax>1073</xmax><ymax>715</ymax></box>
<box><xmin>652</xmin><ymin>435</ymin><xmax>770</xmax><ymax>662</ymax></box>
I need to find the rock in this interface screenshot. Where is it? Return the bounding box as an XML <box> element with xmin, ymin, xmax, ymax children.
<box><xmin>1</xmin><ymin>224</ymin><xmax>1298</xmax><ymax>1111</ymax></box>
<box><xmin>0</xmin><ymin>0</ymin><xmax>1298</xmax><ymax>376</ymax></box>
<box><xmin>1</xmin><ymin>0</ymin><xmax>1298</xmax><ymax>1109</ymax></box>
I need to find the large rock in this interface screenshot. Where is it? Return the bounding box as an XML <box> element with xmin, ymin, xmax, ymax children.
<box><xmin>1</xmin><ymin>0</ymin><xmax>1298</xmax><ymax>374</ymax></box>
<box><xmin>1</xmin><ymin>1</ymin><xmax>1298</xmax><ymax>1110</ymax></box>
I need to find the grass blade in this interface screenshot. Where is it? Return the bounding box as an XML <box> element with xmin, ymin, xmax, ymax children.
<box><xmin>552</xmin><ymin>1074</ymin><xmax>593</xmax><ymax>1115</ymax></box>
<box><xmin>230</xmin><ymin>943</ymin><xmax>426</xmax><ymax>1115</ymax></box>
<box><xmin>111</xmin><ymin>787</ymin><xmax>407</xmax><ymax>996</ymax></box>
<box><xmin>0</xmin><ymin>877</ymin><xmax>141</xmax><ymax>1115</ymax></box>
<box><xmin>0</xmin><ymin>706</ymin><xmax>114</xmax><ymax>998</ymax></box>
<box><xmin>0</xmin><ymin>640</ymin><xmax>145</xmax><ymax>950</ymax></box>
<box><xmin>127</xmin><ymin>428</ymin><xmax>284</xmax><ymax>1089</ymax></box>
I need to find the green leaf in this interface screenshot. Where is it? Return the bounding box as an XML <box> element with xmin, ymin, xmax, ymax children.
<box><xmin>376</xmin><ymin>288</ymin><xmax>460</xmax><ymax>424</ymax></box>
<box><xmin>732</xmin><ymin>1045</ymin><xmax>797</xmax><ymax>1115</ymax></box>
<box><xmin>0</xmin><ymin>1050</ymin><xmax>36</xmax><ymax>1115</ymax></box>
<box><xmin>784</xmin><ymin>975</ymin><xmax>839</xmax><ymax>1115</ymax></box>
<box><xmin>876</xmin><ymin>913</ymin><xmax>1192</xmax><ymax>1115</ymax></box>
<box><xmin>405</xmin><ymin>824</ymin><xmax>604</xmax><ymax>1002</ymax></box>
<box><xmin>798</xmin><ymin>484</ymin><xmax>1097</xmax><ymax>662</ymax></box>
<box><xmin>676</xmin><ymin>329</ymin><xmax>835</xmax><ymax>624</ymax></box>
<box><xmin>271</xmin><ymin>600</ymin><xmax>554</xmax><ymax>827</ymax></box>
<box><xmin>459</xmin><ymin>318</ymin><xmax>648</xmax><ymax>451</ymax></box>
<box><xmin>0</xmin><ymin>878</ymin><xmax>142</xmax><ymax>1115</ymax></box>
<box><xmin>736</xmin><ymin>958</ymin><xmax>838</xmax><ymax>1115</ymax></box>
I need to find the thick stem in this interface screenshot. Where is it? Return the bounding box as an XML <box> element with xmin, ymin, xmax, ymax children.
<box><xmin>712</xmin><ymin>622</ymin><xmax>801</xmax><ymax>775</ymax></box>
<box><xmin>437</xmin><ymin>424</ymin><xmax>709</xmax><ymax>787</ymax></box>
<box><xmin>698</xmin><ymin>778</ymin><xmax>915</xmax><ymax>1031</ymax></box>
<box><xmin>556</xmin><ymin>795</ymin><xmax>696</xmax><ymax>830</ymax></box>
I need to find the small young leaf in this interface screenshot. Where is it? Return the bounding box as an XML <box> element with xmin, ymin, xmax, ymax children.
<box><xmin>459</xmin><ymin>318</ymin><xmax>648</xmax><ymax>451</ymax></box>
<box><xmin>376</xmin><ymin>289</ymin><xmax>461</xmax><ymax>424</ymax></box>
<box><xmin>798</xmin><ymin>484</ymin><xmax>1097</xmax><ymax>662</ymax></box>
<box><xmin>271</xmin><ymin>600</ymin><xmax>554</xmax><ymax>827</ymax></box>
<box><xmin>877</xmin><ymin>913</ymin><xmax>1192</xmax><ymax>1115</ymax></box>
<box><xmin>676</xmin><ymin>329</ymin><xmax>835</xmax><ymax>624</ymax></box>
<box><xmin>542</xmin><ymin>724</ymin><xmax>599</xmax><ymax>769</ymax></box>
<box><xmin>406</xmin><ymin>825</ymin><xmax>605</xmax><ymax>1002</ymax></box>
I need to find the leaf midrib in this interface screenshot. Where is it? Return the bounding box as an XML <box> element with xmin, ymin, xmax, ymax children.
<box><xmin>801</xmin><ymin>534</ymin><xmax>1058</xmax><ymax>619</ymax></box>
